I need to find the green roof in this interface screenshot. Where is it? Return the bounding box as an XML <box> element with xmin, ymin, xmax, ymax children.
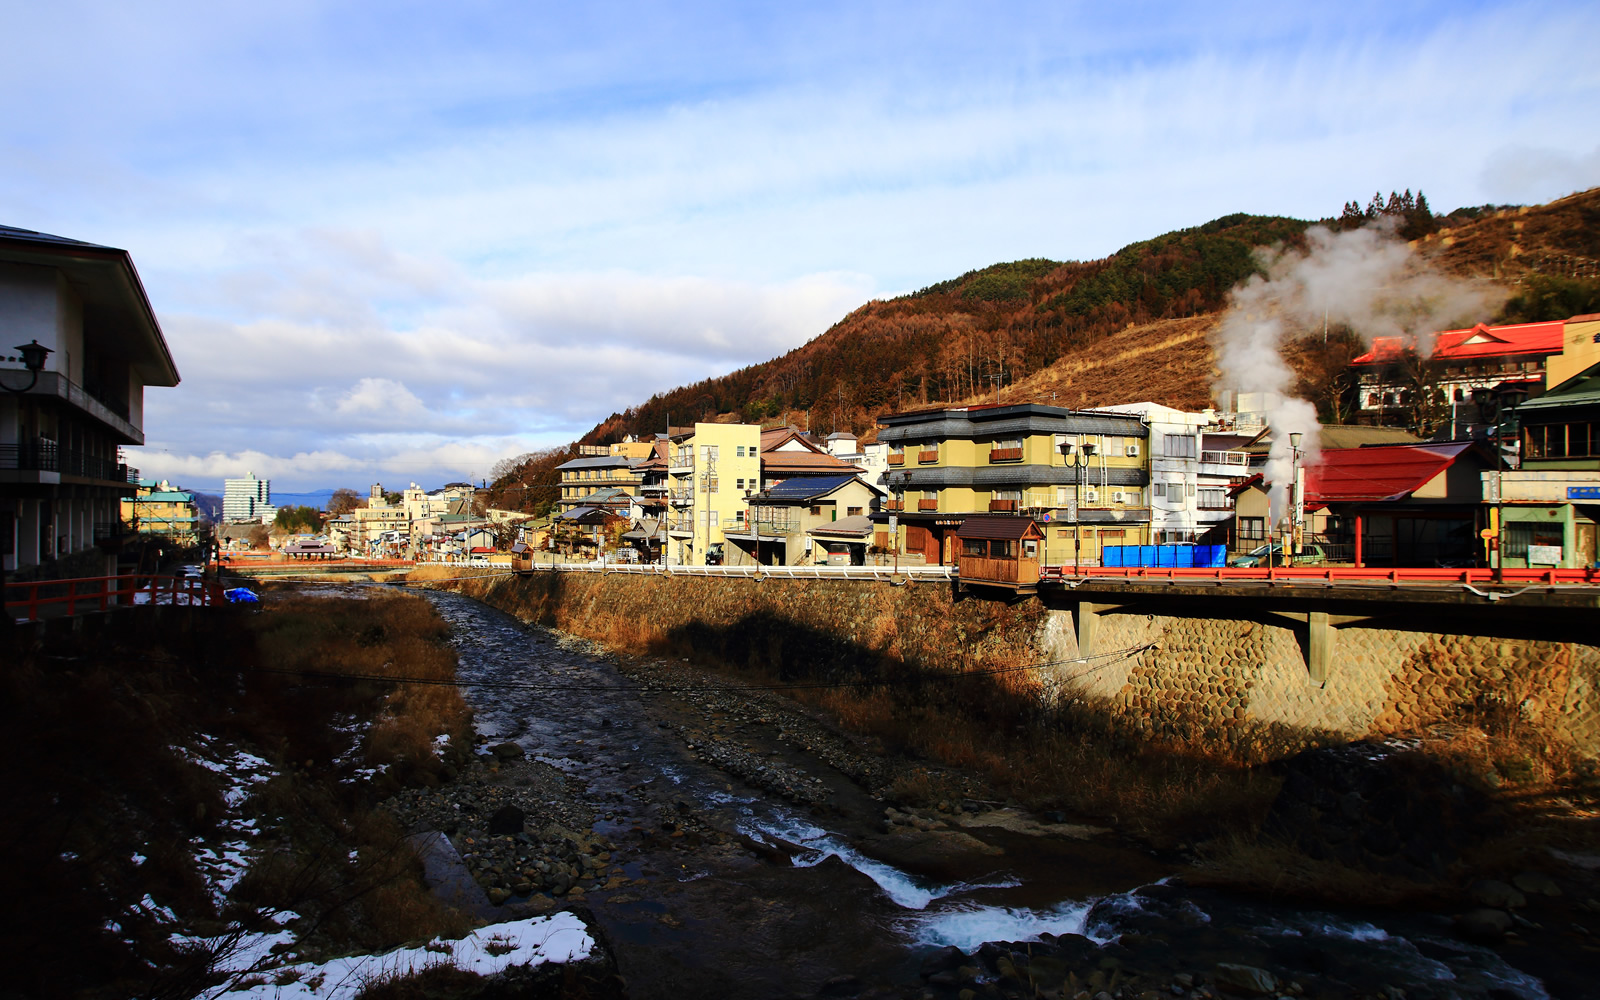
<box><xmin>1518</xmin><ymin>363</ymin><xmax>1600</xmax><ymax>412</ymax></box>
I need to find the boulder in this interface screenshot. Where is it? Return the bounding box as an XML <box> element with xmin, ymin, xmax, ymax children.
<box><xmin>1512</xmin><ymin>870</ymin><xmax>1562</xmax><ymax>897</ymax></box>
<box><xmin>1469</xmin><ymin>879</ymin><xmax>1526</xmax><ymax>909</ymax></box>
<box><xmin>488</xmin><ymin>805</ymin><xmax>526</xmax><ymax>835</ymax></box>
<box><xmin>920</xmin><ymin>945</ymin><xmax>965</xmax><ymax>977</ymax></box>
<box><xmin>1454</xmin><ymin>907</ymin><xmax>1512</xmax><ymax>942</ymax></box>
<box><xmin>490</xmin><ymin>741</ymin><xmax>523</xmax><ymax>761</ymax></box>
<box><xmin>1213</xmin><ymin>963</ymin><xmax>1277</xmax><ymax>996</ymax></box>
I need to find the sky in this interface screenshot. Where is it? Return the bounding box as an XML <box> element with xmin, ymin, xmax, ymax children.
<box><xmin>3</xmin><ymin>1</ymin><xmax>1598</xmax><ymax>495</ymax></box>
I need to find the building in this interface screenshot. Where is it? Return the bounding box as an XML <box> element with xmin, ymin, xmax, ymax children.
<box><xmin>1487</xmin><ymin>360</ymin><xmax>1600</xmax><ymax>568</ymax></box>
<box><xmin>223</xmin><ymin>472</ymin><xmax>271</xmax><ymax>523</ymax></box>
<box><xmin>875</xmin><ymin>403</ymin><xmax>1150</xmax><ymax>567</ymax></box>
<box><xmin>347</xmin><ymin>483</ymin><xmax>409</xmax><ymax>553</ymax></box>
<box><xmin>1348</xmin><ymin>317</ymin><xmax>1600</xmax><ymax>433</ymax></box>
<box><xmin>664</xmin><ymin>422</ymin><xmax>762</xmax><ymax>565</ymax></box>
<box><xmin>1</xmin><ymin>225</ymin><xmax>178</xmax><ymax>575</ymax></box>
<box><xmin>729</xmin><ymin>472</ymin><xmax>884</xmax><ymax>566</ymax></box>
<box><xmin>555</xmin><ymin>455</ymin><xmax>643</xmax><ymax>512</ymax></box>
<box><xmin>121</xmin><ymin>480</ymin><xmax>201</xmax><ymax>545</ymax></box>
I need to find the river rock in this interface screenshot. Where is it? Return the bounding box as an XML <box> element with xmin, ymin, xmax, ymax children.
<box><xmin>1213</xmin><ymin>963</ymin><xmax>1277</xmax><ymax>996</ymax></box>
<box><xmin>490</xmin><ymin>741</ymin><xmax>523</xmax><ymax>761</ymax></box>
<box><xmin>1512</xmin><ymin>870</ymin><xmax>1561</xmax><ymax>896</ymax></box>
<box><xmin>486</xmin><ymin>886</ymin><xmax>511</xmax><ymax>905</ymax></box>
<box><xmin>1469</xmin><ymin>878</ymin><xmax>1526</xmax><ymax>909</ymax></box>
<box><xmin>489</xmin><ymin>805</ymin><xmax>526</xmax><ymax>835</ymax></box>
<box><xmin>920</xmin><ymin>945</ymin><xmax>965</xmax><ymax>977</ymax></box>
<box><xmin>1454</xmin><ymin>907</ymin><xmax>1513</xmax><ymax>942</ymax></box>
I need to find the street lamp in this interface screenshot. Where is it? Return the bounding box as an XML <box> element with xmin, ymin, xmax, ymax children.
<box><xmin>1473</xmin><ymin>385</ymin><xmax>1529</xmax><ymax>583</ymax></box>
<box><xmin>1059</xmin><ymin>439</ymin><xmax>1097</xmax><ymax>574</ymax></box>
<box><xmin>1</xmin><ymin>340</ymin><xmax>53</xmax><ymax>395</ymax></box>
<box><xmin>886</xmin><ymin>470</ymin><xmax>908</xmax><ymax>573</ymax></box>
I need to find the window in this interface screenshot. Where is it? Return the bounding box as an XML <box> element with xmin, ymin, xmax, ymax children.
<box><xmin>1164</xmin><ymin>434</ymin><xmax>1197</xmax><ymax>459</ymax></box>
<box><xmin>735</xmin><ymin>478</ymin><xmax>745</xmax><ymax>490</ymax></box>
<box><xmin>1166</xmin><ymin>480</ymin><xmax>1185</xmax><ymax>502</ymax></box>
<box><xmin>1239</xmin><ymin>517</ymin><xmax>1266</xmax><ymax>541</ymax></box>
<box><xmin>848</xmin><ymin>506</ymin><xmax>862</xmax><ymax>517</ymax></box>
<box><xmin>810</xmin><ymin>505</ymin><xmax>822</xmax><ymax>516</ymax></box>
<box><xmin>1199</xmin><ymin>488</ymin><xmax>1228</xmax><ymax>509</ymax></box>
<box><xmin>963</xmin><ymin>538</ymin><xmax>987</xmax><ymax>556</ymax></box>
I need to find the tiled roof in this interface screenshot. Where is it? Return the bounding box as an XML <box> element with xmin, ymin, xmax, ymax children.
<box><xmin>1304</xmin><ymin>442</ymin><xmax>1475</xmax><ymax>504</ymax></box>
<box><xmin>955</xmin><ymin>515</ymin><xmax>1042</xmax><ymax>540</ymax></box>
<box><xmin>556</xmin><ymin>456</ymin><xmax>633</xmax><ymax>471</ymax></box>
<box><xmin>762</xmin><ymin>451</ymin><xmax>861</xmax><ymax>474</ymax></box>
<box><xmin>1351</xmin><ymin>320</ymin><xmax>1564</xmax><ymax>365</ymax></box>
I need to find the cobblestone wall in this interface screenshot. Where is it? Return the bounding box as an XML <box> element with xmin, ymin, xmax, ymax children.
<box><xmin>1038</xmin><ymin>609</ymin><xmax>1600</xmax><ymax>757</ymax></box>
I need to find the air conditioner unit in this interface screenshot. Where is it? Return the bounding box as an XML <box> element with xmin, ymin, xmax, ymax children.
<box><xmin>1112</xmin><ymin>491</ymin><xmax>1126</xmax><ymax>504</ymax></box>
<box><xmin>1125</xmin><ymin>444</ymin><xmax>1140</xmax><ymax>457</ymax></box>
<box><xmin>1083</xmin><ymin>488</ymin><xmax>1099</xmax><ymax>503</ymax></box>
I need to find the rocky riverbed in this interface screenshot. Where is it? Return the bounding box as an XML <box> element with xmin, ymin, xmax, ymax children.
<box><xmin>377</xmin><ymin>586</ymin><xmax>1596</xmax><ymax>1000</ymax></box>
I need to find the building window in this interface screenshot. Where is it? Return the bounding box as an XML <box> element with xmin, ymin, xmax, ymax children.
<box><xmin>1239</xmin><ymin>517</ymin><xmax>1266</xmax><ymax>541</ymax></box>
<box><xmin>810</xmin><ymin>505</ymin><xmax>822</xmax><ymax>516</ymax></box>
<box><xmin>1164</xmin><ymin>435</ymin><xmax>1197</xmax><ymax>458</ymax></box>
<box><xmin>847</xmin><ymin>506</ymin><xmax>862</xmax><ymax>517</ymax></box>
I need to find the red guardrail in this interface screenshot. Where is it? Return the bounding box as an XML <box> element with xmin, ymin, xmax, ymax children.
<box><xmin>1036</xmin><ymin>565</ymin><xmax>1600</xmax><ymax>586</ymax></box>
<box><xmin>3</xmin><ymin>574</ymin><xmax>227</xmax><ymax>622</ymax></box>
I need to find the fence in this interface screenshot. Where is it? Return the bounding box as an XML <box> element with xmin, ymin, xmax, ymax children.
<box><xmin>1101</xmin><ymin>544</ymin><xmax>1228</xmax><ymax>568</ymax></box>
<box><xmin>512</xmin><ymin>562</ymin><xmax>954</xmax><ymax>582</ymax></box>
<box><xmin>4</xmin><ymin>573</ymin><xmax>226</xmax><ymax>621</ymax></box>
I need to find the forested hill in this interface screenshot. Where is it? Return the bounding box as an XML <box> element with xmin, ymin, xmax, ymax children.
<box><xmin>486</xmin><ymin>190</ymin><xmax>1599</xmax><ymax>515</ymax></box>
<box><xmin>580</xmin><ymin>213</ymin><xmax>1310</xmax><ymax>444</ymax></box>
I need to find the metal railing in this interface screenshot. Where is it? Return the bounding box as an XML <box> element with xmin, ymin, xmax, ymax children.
<box><xmin>1036</xmin><ymin>564</ymin><xmax>1600</xmax><ymax>588</ymax></box>
<box><xmin>510</xmin><ymin>562</ymin><xmax>954</xmax><ymax>581</ymax></box>
<box><xmin>0</xmin><ymin>438</ymin><xmax>57</xmax><ymax>471</ymax></box>
<box><xmin>1199</xmin><ymin>450</ymin><xmax>1251</xmax><ymax>468</ymax></box>
<box><xmin>4</xmin><ymin>573</ymin><xmax>227</xmax><ymax>621</ymax></box>
<box><xmin>0</xmin><ymin>440</ymin><xmax>132</xmax><ymax>482</ymax></box>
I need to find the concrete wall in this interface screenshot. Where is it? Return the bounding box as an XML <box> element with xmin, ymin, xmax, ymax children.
<box><xmin>446</xmin><ymin>571</ymin><xmax>1600</xmax><ymax>759</ymax></box>
<box><xmin>1038</xmin><ymin>608</ymin><xmax>1600</xmax><ymax>756</ymax></box>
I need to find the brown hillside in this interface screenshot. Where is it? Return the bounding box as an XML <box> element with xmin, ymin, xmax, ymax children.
<box><xmin>955</xmin><ymin>315</ymin><xmax>1219</xmax><ymax>414</ymax></box>
<box><xmin>501</xmin><ymin>189</ymin><xmax>1600</xmax><ymax>513</ymax></box>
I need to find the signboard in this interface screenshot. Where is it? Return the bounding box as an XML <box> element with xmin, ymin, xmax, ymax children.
<box><xmin>1528</xmin><ymin>544</ymin><xmax>1563</xmax><ymax>566</ymax></box>
<box><xmin>1568</xmin><ymin>486</ymin><xmax>1600</xmax><ymax>500</ymax></box>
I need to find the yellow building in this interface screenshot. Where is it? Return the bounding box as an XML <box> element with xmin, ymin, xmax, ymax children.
<box><xmin>876</xmin><ymin>404</ymin><xmax>1151</xmax><ymax>566</ymax></box>
<box><xmin>663</xmin><ymin>422</ymin><xmax>761</xmax><ymax>565</ymax></box>
<box><xmin>556</xmin><ymin>454</ymin><xmax>644</xmax><ymax>511</ymax></box>
<box><xmin>121</xmin><ymin>480</ymin><xmax>201</xmax><ymax>545</ymax></box>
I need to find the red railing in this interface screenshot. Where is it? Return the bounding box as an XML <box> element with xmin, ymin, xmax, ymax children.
<box><xmin>1036</xmin><ymin>565</ymin><xmax>1600</xmax><ymax>586</ymax></box>
<box><xmin>3</xmin><ymin>573</ymin><xmax>227</xmax><ymax>622</ymax></box>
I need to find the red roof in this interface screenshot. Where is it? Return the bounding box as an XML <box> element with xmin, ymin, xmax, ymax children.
<box><xmin>469</xmin><ymin>546</ymin><xmax>496</xmax><ymax>553</ymax></box>
<box><xmin>1303</xmin><ymin>442</ymin><xmax>1473</xmax><ymax>504</ymax></box>
<box><xmin>1352</xmin><ymin>320</ymin><xmax>1564</xmax><ymax>365</ymax></box>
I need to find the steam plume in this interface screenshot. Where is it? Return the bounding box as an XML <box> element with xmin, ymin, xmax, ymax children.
<box><xmin>1214</xmin><ymin>222</ymin><xmax>1506</xmax><ymax>517</ymax></box>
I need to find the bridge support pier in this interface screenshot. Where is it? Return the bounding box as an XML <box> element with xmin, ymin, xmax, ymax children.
<box><xmin>1073</xmin><ymin>601</ymin><xmax>1125</xmax><ymax>659</ymax></box>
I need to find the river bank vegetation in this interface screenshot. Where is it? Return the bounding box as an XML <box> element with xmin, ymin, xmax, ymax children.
<box><xmin>0</xmin><ymin>592</ymin><xmax>478</xmax><ymax>999</ymax></box>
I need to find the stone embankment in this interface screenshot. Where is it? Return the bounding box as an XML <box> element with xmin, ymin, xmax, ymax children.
<box><xmin>433</xmin><ymin>570</ymin><xmax>1600</xmax><ymax>759</ymax></box>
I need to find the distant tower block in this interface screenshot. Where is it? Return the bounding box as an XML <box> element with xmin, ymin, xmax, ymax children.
<box><xmin>223</xmin><ymin>472</ymin><xmax>272</xmax><ymax>523</ymax></box>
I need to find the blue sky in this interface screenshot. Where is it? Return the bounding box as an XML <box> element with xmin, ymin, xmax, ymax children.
<box><xmin>3</xmin><ymin>1</ymin><xmax>1597</xmax><ymax>493</ymax></box>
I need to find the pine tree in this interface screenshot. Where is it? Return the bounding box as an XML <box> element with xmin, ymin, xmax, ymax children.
<box><xmin>1366</xmin><ymin>192</ymin><xmax>1386</xmax><ymax>218</ymax></box>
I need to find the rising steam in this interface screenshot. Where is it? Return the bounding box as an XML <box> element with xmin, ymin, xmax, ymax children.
<box><xmin>1214</xmin><ymin>221</ymin><xmax>1507</xmax><ymax>516</ymax></box>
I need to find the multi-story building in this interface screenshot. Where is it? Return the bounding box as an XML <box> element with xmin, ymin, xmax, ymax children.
<box><xmin>1092</xmin><ymin>403</ymin><xmax>1252</xmax><ymax>544</ymax></box>
<box><xmin>729</xmin><ymin>472</ymin><xmax>884</xmax><ymax>566</ymax></box>
<box><xmin>875</xmin><ymin>403</ymin><xmax>1150</xmax><ymax>567</ymax></box>
<box><xmin>121</xmin><ymin>479</ymin><xmax>201</xmax><ymax>546</ymax></box>
<box><xmin>555</xmin><ymin>455</ymin><xmax>643</xmax><ymax>513</ymax></box>
<box><xmin>347</xmin><ymin>483</ymin><xmax>409</xmax><ymax>553</ymax></box>
<box><xmin>223</xmin><ymin>472</ymin><xmax>271</xmax><ymax>523</ymax></box>
<box><xmin>1349</xmin><ymin>317</ymin><xmax>1600</xmax><ymax>433</ymax></box>
<box><xmin>662</xmin><ymin>422</ymin><xmax>761</xmax><ymax>565</ymax></box>
<box><xmin>1</xmin><ymin>225</ymin><xmax>178</xmax><ymax>575</ymax></box>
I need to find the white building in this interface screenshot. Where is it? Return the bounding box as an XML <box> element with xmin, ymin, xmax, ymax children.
<box><xmin>224</xmin><ymin>472</ymin><xmax>271</xmax><ymax>523</ymax></box>
<box><xmin>1092</xmin><ymin>402</ymin><xmax>1251</xmax><ymax>544</ymax></box>
<box><xmin>2</xmin><ymin>225</ymin><xmax>180</xmax><ymax>573</ymax></box>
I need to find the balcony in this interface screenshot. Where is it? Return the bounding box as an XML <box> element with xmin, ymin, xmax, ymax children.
<box><xmin>1199</xmin><ymin>450</ymin><xmax>1251</xmax><ymax>475</ymax></box>
<box><xmin>988</xmin><ymin>499</ymin><xmax>1018</xmax><ymax>512</ymax></box>
<box><xmin>887</xmin><ymin>453</ymin><xmax>905</xmax><ymax>466</ymax></box>
<box><xmin>668</xmin><ymin>488</ymin><xmax>694</xmax><ymax>505</ymax></box>
<box><xmin>918</xmin><ymin>498</ymin><xmax>938</xmax><ymax>511</ymax></box>
<box><xmin>883</xmin><ymin>499</ymin><xmax>904</xmax><ymax>512</ymax></box>
<box><xmin>918</xmin><ymin>449</ymin><xmax>940</xmax><ymax>464</ymax></box>
<box><xmin>987</xmin><ymin>447</ymin><xmax>1023</xmax><ymax>463</ymax></box>
<box><xmin>8</xmin><ymin>373</ymin><xmax>142</xmax><ymax>443</ymax></box>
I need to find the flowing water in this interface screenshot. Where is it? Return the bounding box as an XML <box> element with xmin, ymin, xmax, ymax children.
<box><xmin>418</xmin><ymin>587</ymin><xmax>1555</xmax><ymax>1000</ymax></box>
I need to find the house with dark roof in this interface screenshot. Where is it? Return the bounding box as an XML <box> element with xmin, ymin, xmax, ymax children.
<box><xmin>1490</xmin><ymin>360</ymin><xmax>1600</xmax><ymax>568</ymax></box>
<box><xmin>726</xmin><ymin>472</ymin><xmax>884</xmax><ymax>566</ymax></box>
<box><xmin>875</xmin><ymin>403</ymin><xmax>1150</xmax><ymax>566</ymax></box>
<box><xmin>555</xmin><ymin>455</ymin><xmax>643</xmax><ymax>513</ymax></box>
<box><xmin>1</xmin><ymin>225</ymin><xmax>179</xmax><ymax>578</ymax></box>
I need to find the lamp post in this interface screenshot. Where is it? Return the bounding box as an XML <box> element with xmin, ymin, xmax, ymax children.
<box><xmin>886</xmin><ymin>470</ymin><xmax>907</xmax><ymax>573</ymax></box>
<box><xmin>1</xmin><ymin>340</ymin><xmax>53</xmax><ymax>395</ymax></box>
<box><xmin>1058</xmin><ymin>439</ymin><xmax>1097</xmax><ymax>574</ymax></box>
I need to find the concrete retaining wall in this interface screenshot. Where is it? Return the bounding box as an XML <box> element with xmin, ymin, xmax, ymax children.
<box><xmin>440</xmin><ymin>571</ymin><xmax>1600</xmax><ymax>758</ymax></box>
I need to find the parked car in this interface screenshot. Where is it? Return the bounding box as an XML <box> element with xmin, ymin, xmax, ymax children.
<box><xmin>1230</xmin><ymin>542</ymin><xmax>1327</xmax><ymax>567</ymax></box>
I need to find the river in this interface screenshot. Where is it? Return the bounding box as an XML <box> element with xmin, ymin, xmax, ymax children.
<box><xmin>417</xmin><ymin>587</ymin><xmax>1559</xmax><ymax>1000</ymax></box>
